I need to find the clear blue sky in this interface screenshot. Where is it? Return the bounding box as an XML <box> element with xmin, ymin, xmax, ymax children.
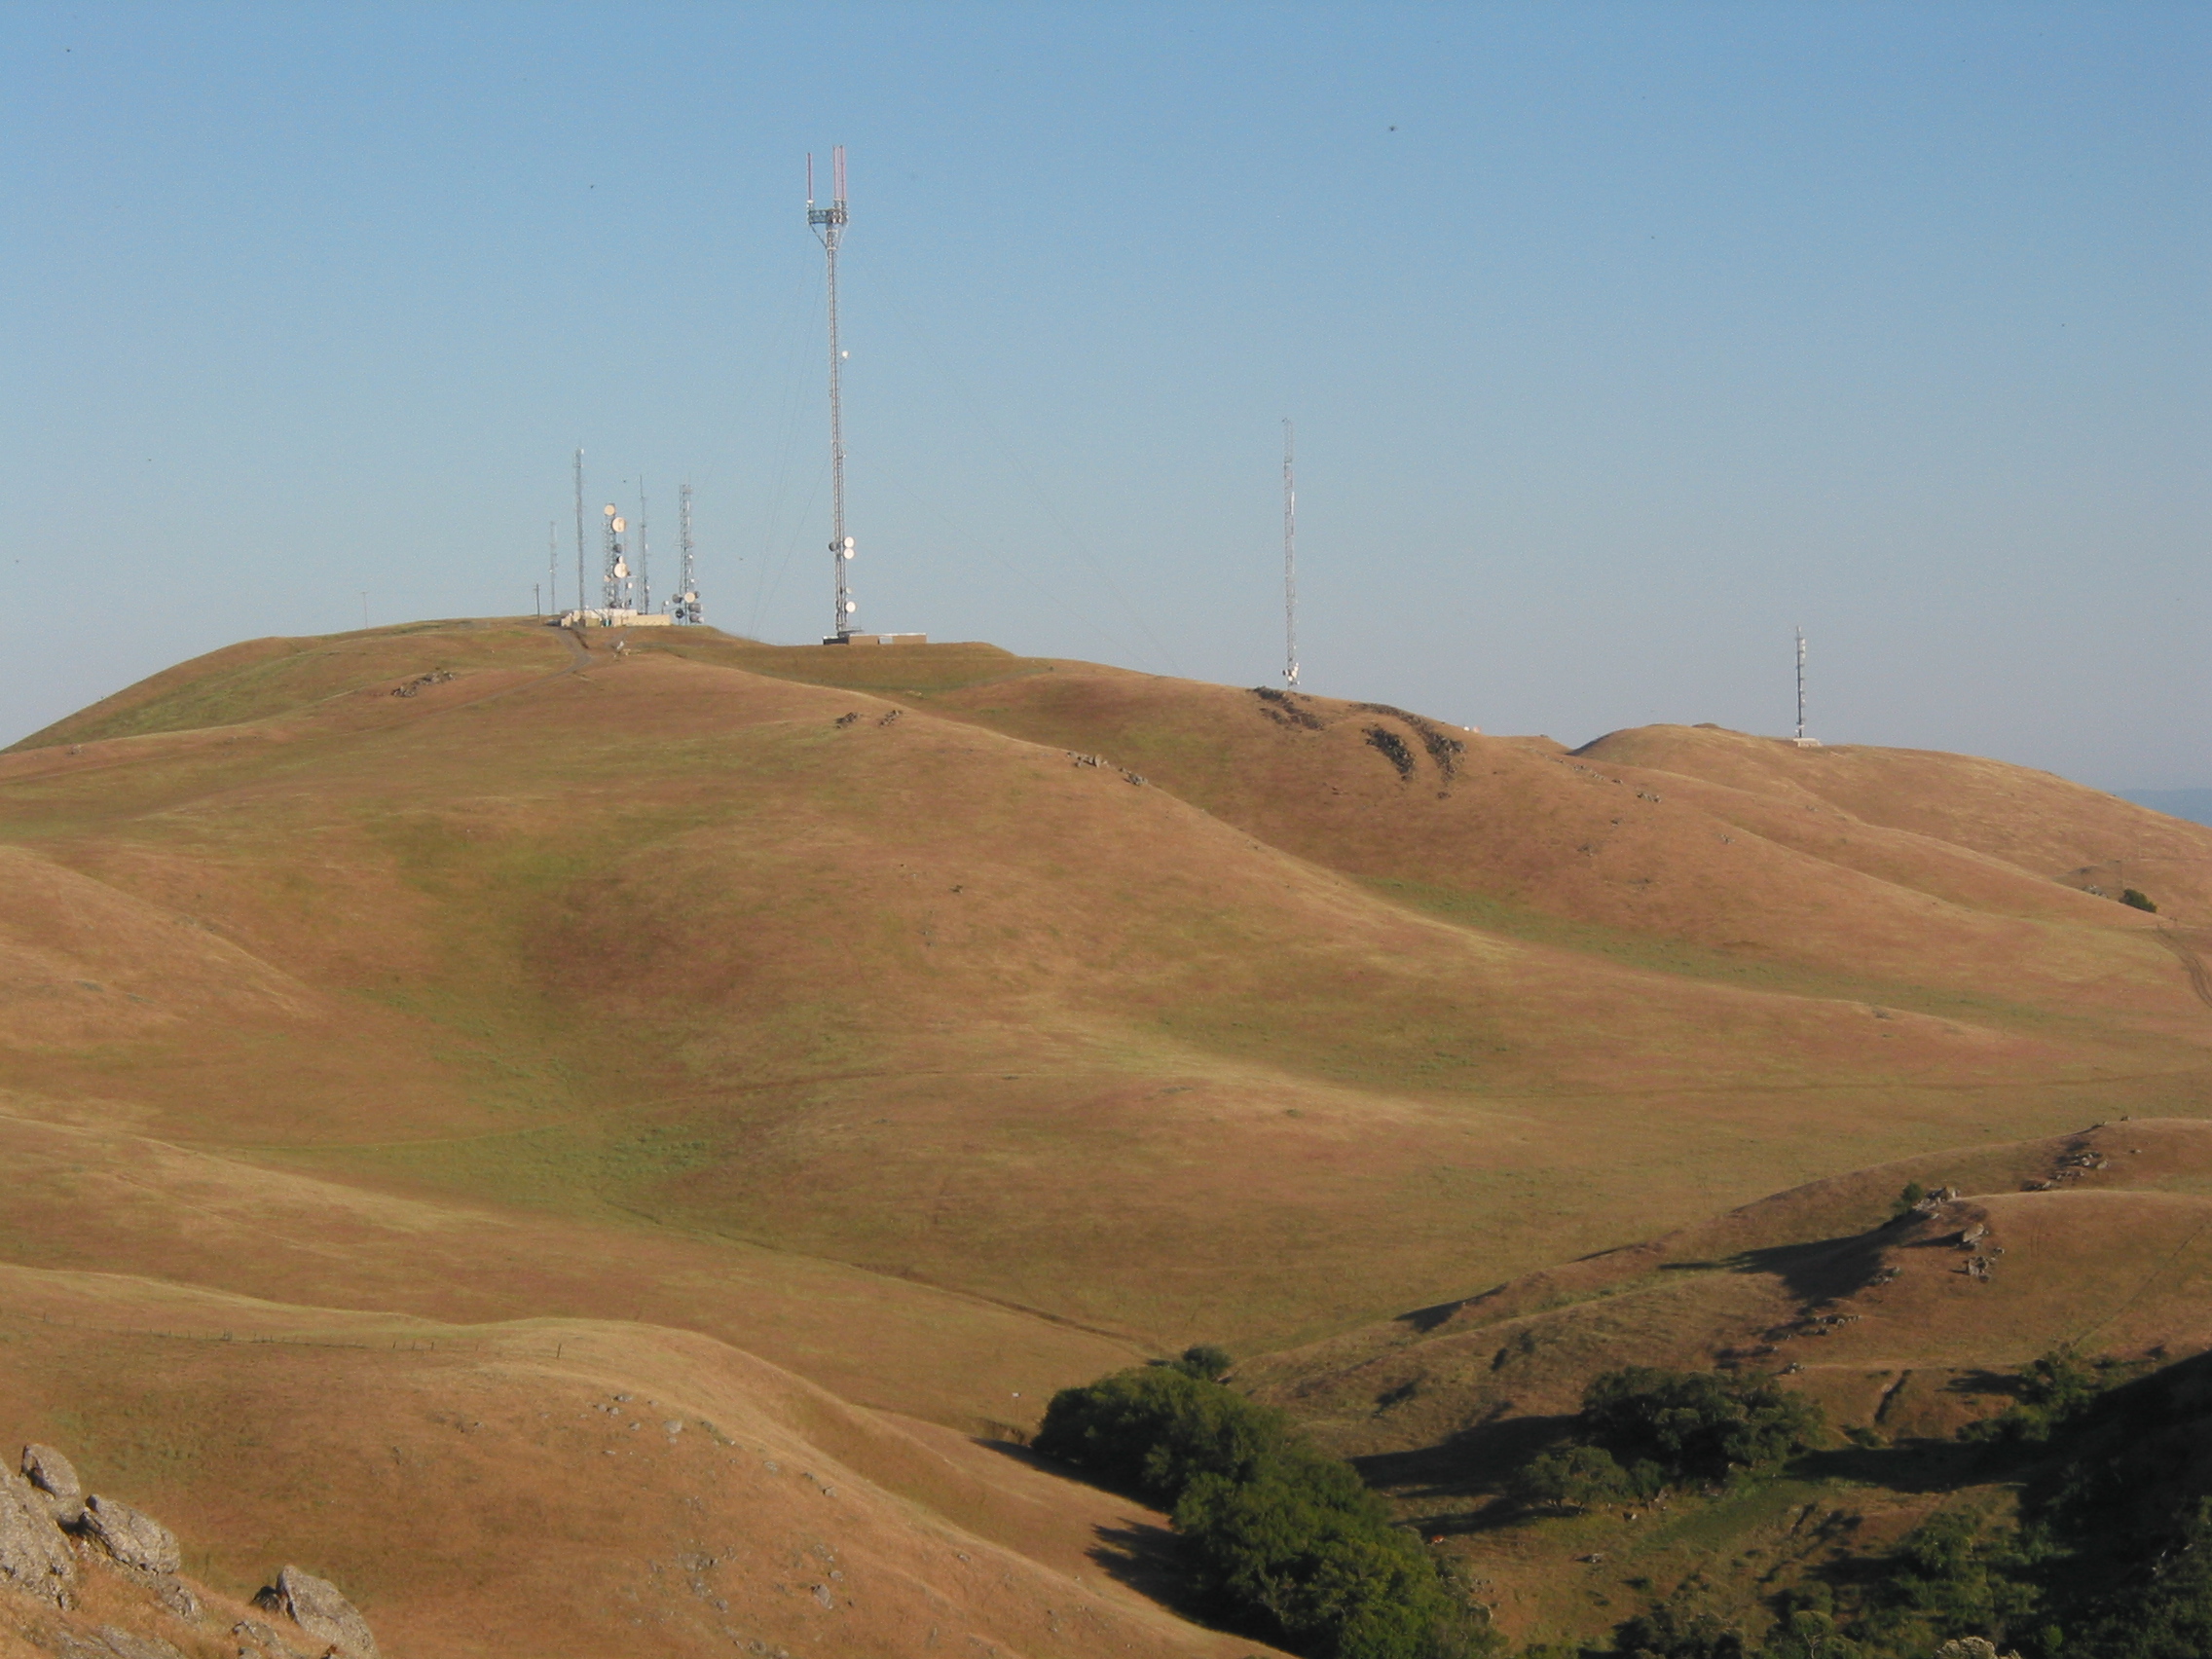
<box><xmin>4</xmin><ymin>3</ymin><xmax>2204</xmax><ymax>789</ymax></box>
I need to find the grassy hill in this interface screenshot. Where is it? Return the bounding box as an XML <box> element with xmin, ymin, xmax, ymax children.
<box><xmin>2</xmin><ymin>617</ymin><xmax>2207</xmax><ymax>1654</ymax></box>
<box><xmin>1234</xmin><ymin>1117</ymin><xmax>2212</xmax><ymax>1649</ymax></box>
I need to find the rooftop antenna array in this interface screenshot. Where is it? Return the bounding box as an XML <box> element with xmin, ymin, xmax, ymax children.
<box><xmin>674</xmin><ymin>481</ymin><xmax>702</xmax><ymax>623</ymax></box>
<box><xmin>602</xmin><ymin>503</ymin><xmax>631</xmax><ymax>611</ymax></box>
<box><xmin>808</xmin><ymin>146</ymin><xmax>857</xmax><ymax>641</ymax></box>
<box><xmin>1282</xmin><ymin>419</ymin><xmax>1299</xmax><ymax>688</ymax></box>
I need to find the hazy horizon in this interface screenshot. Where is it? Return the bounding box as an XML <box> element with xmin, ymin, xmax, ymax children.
<box><xmin>5</xmin><ymin>3</ymin><xmax>2204</xmax><ymax>790</ymax></box>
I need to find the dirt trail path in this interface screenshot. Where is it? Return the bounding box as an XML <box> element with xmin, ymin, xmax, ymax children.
<box><xmin>2156</xmin><ymin>929</ymin><xmax>2212</xmax><ymax>1011</ymax></box>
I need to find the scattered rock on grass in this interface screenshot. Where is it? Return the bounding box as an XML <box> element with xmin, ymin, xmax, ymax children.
<box><xmin>92</xmin><ymin>1626</ymin><xmax>184</xmax><ymax>1659</ymax></box>
<box><xmin>79</xmin><ymin>1495</ymin><xmax>180</xmax><ymax>1576</ymax></box>
<box><xmin>21</xmin><ymin>1446</ymin><xmax>83</xmax><ymax>1527</ymax></box>
<box><xmin>0</xmin><ymin>1467</ymin><xmax>74</xmax><ymax>1606</ymax></box>
<box><xmin>254</xmin><ymin>1564</ymin><xmax>380</xmax><ymax>1659</ymax></box>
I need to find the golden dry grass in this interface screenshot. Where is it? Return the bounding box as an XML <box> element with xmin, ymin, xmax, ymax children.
<box><xmin>0</xmin><ymin>1268</ymin><xmax>1285</xmax><ymax>1658</ymax></box>
<box><xmin>0</xmin><ymin>617</ymin><xmax>2207</xmax><ymax>1652</ymax></box>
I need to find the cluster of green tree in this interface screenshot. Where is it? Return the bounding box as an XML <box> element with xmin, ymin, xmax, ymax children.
<box><xmin>1959</xmin><ymin>1350</ymin><xmax>2102</xmax><ymax>1445</ymax></box>
<box><xmin>1599</xmin><ymin>1348</ymin><xmax>2212</xmax><ymax>1659</ymax></box>
<box><xmin>1509</xmin><ymin>1367</ymin><xmax>1826</xmax><ymax>1513</ymax></box>
<box><xmin>1033</xmin><ymin>1346</ymin><xmax>1494</xmax><ymax>1659</ymax></box>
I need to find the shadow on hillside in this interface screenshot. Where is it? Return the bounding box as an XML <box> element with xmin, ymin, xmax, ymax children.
<box><xmin>970</xmin><ymin>1434</ymin><xmax>1061</xmax><ymax>1475</ymax></box>
<box><xmin>967</xmin><ymin>1436</ymin><xmax>1222</xmax><ymax>1623</ymax></box>
<box><xmin>1943</xmin><ymin>1367</ymin><xmax>2026</xmax><ymax>1400</ymax></box>
<box><xmin>1349</xmin><ymin>1413</ymin><xmax>1579</xmax><ymax>1534</ymax></box>
<box><xmin>1789</xmin><ymin>1438</ymin><xmax>1992</xmax><ymax>1495</ymax></box>
<box><xmin>1396</xmin><ymin>1297</ymin><xmax>1473</xmax><ymax>1335</ymax></box>
<box><xmin>1719</xmin><ymin>1223</ymin><xmax>1899</xmax><ymax>1307</ymax></box>
<box><xmin>1087</xmin><ymin>1520</ymin><xmax>1207</xmax><ymax>1611</ymax></box>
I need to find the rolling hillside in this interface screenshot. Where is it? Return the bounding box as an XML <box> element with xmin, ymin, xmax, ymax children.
<box><xmin>2</xmin><ymin>617</ymin><xmax>2207</xmax><ymax>1654</ymax></box>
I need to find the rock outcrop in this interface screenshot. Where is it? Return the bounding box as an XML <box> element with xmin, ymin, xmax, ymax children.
<box><xmin>254</xmin><ymin>1565</ymin><xmax>380</xmax><ymax>1659</ymax></box>
<box><xmin>0</xmin><ymin>1443</ymin><xmax>379</xmax><ymax>1659</ymax></box>
<box><xmin>78</xmin><ymin>1494</ymin><xmax>180</xmax><ymax>1576</ymax></box>
<box><xmin>0</xmin><ymin>1468</ymin><xmax>74</xmax><ymax>1607</ymax></box>
<box><xmin>21</xmin><ymin>1445</ymin><xmax>84</xmax><ymax>1528</ymax></box>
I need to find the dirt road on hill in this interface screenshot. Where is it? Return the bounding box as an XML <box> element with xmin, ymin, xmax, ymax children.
<box><xmin>2156</xmin><ymin>929</ymin><xmax>2212</xmax><ymax>1011</ymax></box>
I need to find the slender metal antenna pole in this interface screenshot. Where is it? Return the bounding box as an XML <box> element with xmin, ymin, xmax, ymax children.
<box><xmin>676</xmin><ymin>481</ymin><xmax>700</xmax><ymax>623</ymax></box>
<box><xmin>638</xmin><ymin>481</ymin><xmax>650</xmax><ymax>615</ymax></box>
<box><xmin>809</xmin><ymin>146</ymin><xmax>854</xmax><ymax>638</ymax></box>
<box><xmin>547</xmin><ymin>520</ymin><xmax>557</xmax><ymax>617</ymax></box>
<box><xmin>1795</xmin><ymin>626</ymin><xmax>1807</xmax><ymax>742</ymax></box>
<box><xmin>1283</xmin><ymin>419</ymin><xmax>1299</xmax><ymax>688</ymax></box>
<box><xmin>572</xmin><ymin>449</ymin><xmax>586</xmax><ymax>617</ymax></box>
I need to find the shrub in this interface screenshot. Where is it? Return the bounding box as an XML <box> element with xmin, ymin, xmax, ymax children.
<box><xmin>1032</xmin><ymin>1365</ymin><xmax>1298</xmax><ymax>1505</ymax></box>
<box><xmin>1891</xmin><ymin>1181</ymin><xmax>1928</xmax><ymax>1220</ymax></box>
<box><xmin>1178</xmin><ymin>1344</ymin><xmax>1235</xmax><ymax>1382</ymax></box>
<box><xmin>2120</xmin><ymin>889</ymin><xmax>2157</xmax><ymax>913</ymax></box>
<box><xmin>1176</xmin><ymin>1470</ymin><xmax>1474</xmax><ymax>1658</ymax></box>
<box><xmin>1852</xmin><ymin>1508</ymin><xmax>2040</xmax><ymax>1654</ymax></box>
<box><xmin>1581</xmin><ymin>1367</ymin><xmax>1825</xmax><ymax>1485</ymax></box>
<box><xmin>1036</xmin><ymin>1365</ymin><xmax>1493</xmax><ymax>1658</ymax></box>
<box><xmin>1964</xmin><ymin>1350</ymin><xmax>2102</xmax><ymax>1446</ymax></box>
<box><xmin>1611</xmin><ymin>1603</ymin><xmax>1749</xmax><ymax>1658</ymax></box>
<box><xmin>2069</xmin><ymin>1494</ymin><xmax>2212</xmax><ymax>1658</ymax></box>
<box><xmin>1510</xmin><ymin>1444</ymin><xmax>1630</xmax><ymax>1513</ymax></box>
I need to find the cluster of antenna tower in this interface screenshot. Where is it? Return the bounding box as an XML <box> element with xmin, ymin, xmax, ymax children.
<box><xmin>542</xmin><ymin>145</ymin><xmax>856</xmax><ymax>640</ymax></box>
<box><xmin>535</xmin><ymin>146</ymin><xmax>1825</xmax><ymax>746</ymax></box>
<box><xmin>549</xmin><ymin>456</ymin><xmax>701</xmax><ymax>628</ymax></box>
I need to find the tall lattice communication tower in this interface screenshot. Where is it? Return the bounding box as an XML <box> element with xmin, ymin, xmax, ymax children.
<box><xmin>1795</xmin><ymin>627</ymin><xmax>1806</xmax><ymax>740</ymax></box>
<box><xmin>673</xmin><ymin>481</ymin><xmax>702</xmax><ymax>623</ymax></box>
<box><xmin>636</xmin><ymin>482</ymin><xmax>651</xmax><ymax>615</ymax></box>
<box><xmin>571</xmin><ymin>448</ymin><xmax>587</xmax><ymax>617</ymax></box>
<box><xmin>602</xmin><ymin>504</ymin><xmax>632</xmax><ymax>611</ymax></box>
<box><xmin>809</xmin><ymin>146</ymin><xmax>856</xmax><ymax>641</ymax></box>
<box><xmin>1282</xmin><ymin>419</ymin><xmax>1299</xmax><ymax>688</ymax></box>
<box><xmin>1791</xmin><ymin>627</ymin><xmax>1821</xmax><ymax>747</ymax></box>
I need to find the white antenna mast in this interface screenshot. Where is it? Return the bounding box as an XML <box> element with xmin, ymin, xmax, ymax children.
<box><xmin>809</xmin><ymin>146</ymin><xmax>856</xmax><ymax>640</ymax></box>
<box><xmin>1791</xmin><ymin>625</ymin><xmax>1821</xmax><ymax>747</ymax></box>
<box><xmin>637</xmin><ymin>481</ymin><xmax>651</xmax><ymax>615</ymax></box>
<box><xmin>1795</xmin><ymin>626</ymin><xmax>1806</xmax><ymax>741</ymax></box>
<box><xmin>1282</xmin><ymin>418</ymin><xmax>1299</xmax><ymax>688</ymax></box>
<box><xmin>572</xmin><ymin>448</ymin><xmax>586</xmax><ymax>616</ymax></box>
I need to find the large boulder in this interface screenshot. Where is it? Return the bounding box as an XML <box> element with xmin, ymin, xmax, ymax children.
<box><xmin>20</xmin><ymin>1444</ymin><xmax>83</xmax><ymax>1527</ymax></box>
<box><xmin>0</xmin><ymin>1467</ymin><xmax>74</xmax><ymax>1606</ymax></box>
<box><xmin>254</xmin><ymin>1565</ymin><xmax>379</xmax><ymax>1659</ymax></box>
<box><xmin>79</xmin><ymin>1493</ymin><xmax>180</xmax><ymax>1576</ymax></box>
